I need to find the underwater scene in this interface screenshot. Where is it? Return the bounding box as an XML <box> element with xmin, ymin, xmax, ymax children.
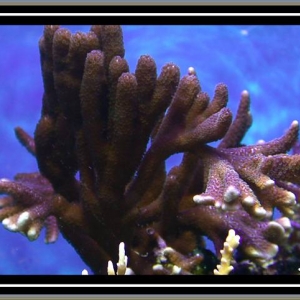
<box><xmin>0</xmin><ymin>24</ymin><xmax>300</xmax><ymax>275</ymax></box>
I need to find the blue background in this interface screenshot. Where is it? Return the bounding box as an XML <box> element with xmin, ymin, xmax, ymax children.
<box><xmin>0</xmin><ymin>25</ymin><xmax>300</xmax><ymax>274</ymax></box>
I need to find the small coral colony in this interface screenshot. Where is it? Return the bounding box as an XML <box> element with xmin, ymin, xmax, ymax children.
<box><xmin>1</xmin><ymin>25</ymin><xmax>300</xmax><ymax>275</ymax></box>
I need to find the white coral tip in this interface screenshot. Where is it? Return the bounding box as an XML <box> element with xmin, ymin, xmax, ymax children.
<box><xmin>188</xmin><ymin>67</ymin><xmax>196</xmax><ymax>75</ymax></box>
<box><xmin>264</xmin><ymin>179</ymin><xmax>275</xmax><ymax>187</ymax></box>
<box><xmin>241</xmin><ymin>90</ymin><xmax>249</xmax><ymax>97</ymax></box>
<box><xmin>82</xmin><ymin>269</ymin><xmax>89</xmax><ymax>275</ymax></box>
<box><xmin>292</xmin><ymin>120</ymin><xmax>299</xmax><ymax>127</ymax></box>
<box><xmin>254</xmin><ymin>206</ymin><xmax>267</xmax><ymax>218</ymax></box>
<box><xmin>193</xmin><ymin>194</ymin><xmax>214</xmax><ymax>205</ymax></box>
<box><xmin>0</xmin><ymin>178</ymin><xmax>10</xmax><ymax>182</ymax></box>
<box><xmin>2</xmin><ymin>218</ymin><xmax>17</xmax><ymax>231</ymax></box>
<box><xmin>2</xmin><ymin>218</ymin><xmax>10</xmax><ymax>226</ymax></box>
<box><xmin>17</xmin><ymin>211</ymin><xmax>30</xmax><ymax>227</ymax></box>
<box><xmin>224</xmin><ymin>185</ymin><xmax>240</xmax><ymax>202</ymax></box>
<box><xmin>27</xmin><ymin>227</ymin><xmax>39</xmax><ymax>240</ymax></box>
<box><xmin>107</xmin><ymin>260</ymin><xmax>115</xmax><ymax>275</ymax></box>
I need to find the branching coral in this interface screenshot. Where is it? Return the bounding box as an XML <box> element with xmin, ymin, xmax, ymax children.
<box><xmin>214</xmin><ymin>229</ymin><xmax>240</xmax><ymax>275</ymax></box>
<box><xmin>1</xmin><ymin>24</ymin><xmax>300</xmax><ymax>275</ymax></box>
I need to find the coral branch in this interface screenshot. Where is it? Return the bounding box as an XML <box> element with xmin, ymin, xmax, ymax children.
<box><xmin>14</xmin><ymin>127</ymin><xmax>36</xmax><ymax>156</ymax></box>
<box><xmin>214</xmin><ymin>229</ymin><xmax>240</xmax><ymax>275</ymax></box>
<box><xmin>2</xmin><ymin>24</ymin><xmax>300</xmax><ymax>275</ymax></box>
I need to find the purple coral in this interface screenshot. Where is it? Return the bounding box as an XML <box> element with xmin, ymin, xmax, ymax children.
<box><xmin>1</xmin><ymin>25</ymin><xmax>300</xmax><ymax>275</ymax></box>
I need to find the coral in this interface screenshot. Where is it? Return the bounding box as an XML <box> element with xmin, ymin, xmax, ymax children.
<box><xmin>214</xmin><ymin>229</ymin><xmax>240</xmax><ymax>275</ymax></box>
<box><xmin>1</xmin><ymin>24</ymin><xmax>300</xmax><ymax>275</ymax></box>
<box><xmin>107</xmin><ymin>242</ymin><xmax>134</xmax><ymax>275</ymax></box>
<box><xmin>83</xmin><ymin>242</ymin><xmax>134</xmax><ymax>275</ymax></box>
<box><xmin>151</xmin><ymin>233</ymin><xmax>204</xmax><ymax>275</ymax></box>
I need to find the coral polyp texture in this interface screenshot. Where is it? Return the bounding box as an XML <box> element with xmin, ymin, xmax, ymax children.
<box><xmin>1</xmin><ymin>24</ymin><xmax>300</xmax><ymax>275</ymax></box>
